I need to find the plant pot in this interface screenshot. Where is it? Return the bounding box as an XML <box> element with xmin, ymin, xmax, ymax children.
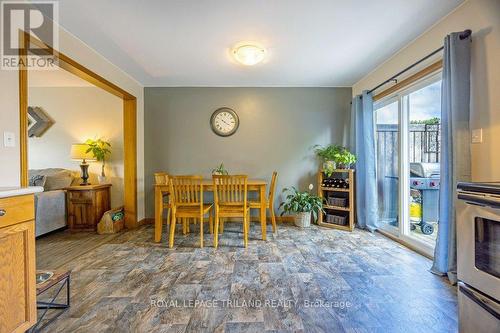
<box><xmin>323</xmin><ymin>160</ymin><xmax>336</xmax><ymax>170</ymax></box>
<box><xmin>337</xmin><ymin>163</ymin><xmax>351</xmax><ymax>169</ymax></box>
<box><xmin>98</xmin><ymin>175</ymin><xmax>108</xmax><ymax>184</ymax></box>
<box><xmin>294</xmin><ymin>212</ymin><xmax>311</xmax><ymax>228</ymax></box>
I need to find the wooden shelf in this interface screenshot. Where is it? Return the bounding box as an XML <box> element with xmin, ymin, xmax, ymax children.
<box><xmin>320</xmin><ymin>169</ymin><xmax>355</xmax><ymax>173</ymax></box>
<box><xmin>323</xmin><ymin>205</ymin><xmax>350</xmax><ymax>211</ymax></box>
<box><xmin>321</xmin><ymin>187</ymin><xmax>350</xmax><ymax>192</ymax></box>
<box><xmin>317</xmin><ymin>221</ymin><xmax>352</xmax><ymax>231</ymax></box>
<box><xmin>317</xmin><ymin>169</ymin><xmax>355</xmax><ymax>232</ymax></box>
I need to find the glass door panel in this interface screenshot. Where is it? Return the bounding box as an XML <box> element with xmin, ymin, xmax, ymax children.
<box><xmin>375</xmin><ymin>100</ymin><xmax>399</xmax><ymax>234</ymax></box>
<box><xmin>406</xmin><ymin>79</ymin><xmax>441</xmax><ymax>247</ymax></box>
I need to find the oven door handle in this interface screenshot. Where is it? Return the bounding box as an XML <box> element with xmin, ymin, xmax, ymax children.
<box><xmin>458</xmin><ymin>193</ymin><xmax>500</xmax><ymax>209</ymax></box>
<box><xmin>459</xmin><ymin>283</ymin><xmax>500</xmax><ymax>321</ymax></box>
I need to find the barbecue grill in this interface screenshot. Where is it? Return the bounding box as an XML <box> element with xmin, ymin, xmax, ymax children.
<box><xmin>409</xmin><ymin>162</ymin><xmax>440</xmax><ymax>235</ymax></box>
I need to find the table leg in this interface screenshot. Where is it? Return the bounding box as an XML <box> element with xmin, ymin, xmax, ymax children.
<box><xmin>154</xmin><ymin>187</ymin><xmax>162</xmax><ymax>243</ymax></box>
<box><xmin>260</xmin><ymin>185</ymin><xmax>267</xmax><ymax>240</ymax></box>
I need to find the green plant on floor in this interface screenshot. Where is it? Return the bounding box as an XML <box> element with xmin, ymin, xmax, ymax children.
<box><xmin>279</xmin><ymin>186</ymin><xmax>324</xmax><ymax>222</ymax></box>
<box><xmin>85</xmin><ymin>138</ymin><xmax>111</xmax><ymax>177</ymax></box>
<box><xmin>212</xmin><ymin>162</ymin><xmax>229</xmax><ymax>175</ymax></box>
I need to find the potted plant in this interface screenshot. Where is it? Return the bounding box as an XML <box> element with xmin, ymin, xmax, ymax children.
<box><xmin>313</xmin><ymin>144</ymin><xmax>342</xmax><ymax>177</ymax></box>
<box><xmin>85</xmin><ymin>138</ymin><xmax>111</xmax><ymax>183</ymax></box>
<box><xmin>279</xmin><ymin>185</ymin><xmax>324</xmax><ymax>228</ymax></box>
<box><xmin>335</xmin><ymin>149</ymin><xmax>356</xmax><ymax>169</ymax></box>
<box><xmin>212</xmin><ymin>162</ymin><xmax>229</xmax><ymax>175</ymax></box>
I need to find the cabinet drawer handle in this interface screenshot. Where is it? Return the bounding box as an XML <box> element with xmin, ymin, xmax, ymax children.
<box><xmin>0</xmin><ymin>209</ymin><xmax>5</xmax><ymax>217</ymax></box>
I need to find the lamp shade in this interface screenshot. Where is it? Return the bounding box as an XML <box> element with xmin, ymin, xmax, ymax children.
<box><xmin>70</xmin><ymin>143</ymin><xmax>96</xmax><ymax>161</ymax></box>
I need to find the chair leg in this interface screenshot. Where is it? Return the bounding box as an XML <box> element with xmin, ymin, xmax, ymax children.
<box><xmin>220</xmin><ymin>218</ymin><xmax>224</xmax><ymax>233</ymax></box>
<box><xmin>243</xmin><ymin>214</ymin><xmax>248</xmax><ymax>248</ymax></box>
<box><xmin>209</xmin><ymin>211</ymin><xmax>213</xmax><ymax>234</ymax></box>
<box><xmin>182</xmin><ymin>218</ymin><xmax>187</xmax><ymax>235</ymax></box>
<box><xmin>270</xmin><ymin>208</ymin><xmax>277</xmax><ymax>233</ymax></box>
<box><xmin>187</xmin><ymin>219</ymin><xmax>191</xmax><ymax>233</ymax></box>
<box><xmin>199</xmin><ymin>214</ymin><xmax>204</xmax><ymax>248</ymax></box>
<box><xmin>169</xmin><ymin>216</ymin><xmax>176</xmax><ymax>248</ymax></box>
<box><xmin>214</xmin><ymin>212</ymin><xmax>219</xmax><ymax>248</ymax></box>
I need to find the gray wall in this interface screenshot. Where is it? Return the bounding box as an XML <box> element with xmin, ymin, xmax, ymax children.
<box><xmin>144</xmin><ymin>87</ymin><xmax>352</xmax><ymax>218</ymax></box>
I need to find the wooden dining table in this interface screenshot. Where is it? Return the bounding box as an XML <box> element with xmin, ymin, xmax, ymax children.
<box><xmin>154</xmin><ymin>179</ymin><xmax>268</xmax><ymax>243</ymax></box>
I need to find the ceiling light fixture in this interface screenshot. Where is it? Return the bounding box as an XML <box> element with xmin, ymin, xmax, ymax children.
<box><xmin>232</xmin><ymin>43</ymin><xmax>266</xmax><ymax>66</ymax></box>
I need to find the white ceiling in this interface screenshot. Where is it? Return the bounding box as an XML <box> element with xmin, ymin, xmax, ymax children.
<box><xmin>54</xmin><ymin>0</ymin><xmax>464</xmax><ymax>87</ymax></box>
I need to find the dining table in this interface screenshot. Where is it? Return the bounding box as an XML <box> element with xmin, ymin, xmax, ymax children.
<box><xmin>154</xmin><ymin>179</ymin><xmax>268</xmax><ymax>243</ymax></box>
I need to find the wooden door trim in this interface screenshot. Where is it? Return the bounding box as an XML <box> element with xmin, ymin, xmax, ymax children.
<box><xmin>18</xmin><ymin>31</ymin><xmax>138</xmax><ymax>228</ymax></box>
<box><xmin>373</xmin><ymin>60</ymin><xmax>442</xmax><ymax>102</ymax></box>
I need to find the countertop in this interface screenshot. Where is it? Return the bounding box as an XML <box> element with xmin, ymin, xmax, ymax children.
<box><xmin>0</xmin><ymin>186</ymin><xmax>44</xmax><ymax>199</ymax></box>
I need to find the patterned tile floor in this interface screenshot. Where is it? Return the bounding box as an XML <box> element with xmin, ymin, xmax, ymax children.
<box><xmin>36</xmin><ymin>223</ymin><xmax>458</xmax><ymax>333</ymax></box>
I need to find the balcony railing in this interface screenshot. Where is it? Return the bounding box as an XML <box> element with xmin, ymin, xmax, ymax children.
<box><xmin>376</xmin><ymin>123</ymin><xmax>440</xmax><ymax>164</ymax></box>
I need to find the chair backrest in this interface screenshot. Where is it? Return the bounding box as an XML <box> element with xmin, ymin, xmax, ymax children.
<box><xmin>169</xmin><ymin>175</ymin><xmax>204</xmax><ymax>208</ymax></box>
<box><xmin>268</xmin><ymin>171</ymin><xmax>278</xmax><ymax>206</ymax></box>
<box><xmin>154</xmin><ymin>172</ymin><xmax>169</xmax><ymax>185</ymax></box>
<box><xmin>213</xmin><ymin>175</ymin><xmax>248</xmax><ymax>208</ymax></box>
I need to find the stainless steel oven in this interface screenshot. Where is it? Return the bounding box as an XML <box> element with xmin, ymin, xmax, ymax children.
<box><xmin>457</xmin><ymin>182</ymin><xmax>500</xmax><ymax>332</ymax></box>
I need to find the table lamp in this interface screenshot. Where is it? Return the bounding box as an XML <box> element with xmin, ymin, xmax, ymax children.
<box><xmin>71</xmin><ymin>143</ymin><xmax>96</xmax><ymax>185</ymax></box>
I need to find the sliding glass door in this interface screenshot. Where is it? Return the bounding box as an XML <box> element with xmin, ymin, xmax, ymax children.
<box><xmin>375</xmin><ymin>73</ymin><xmax>441</xmax><ymax>256</ymax></box>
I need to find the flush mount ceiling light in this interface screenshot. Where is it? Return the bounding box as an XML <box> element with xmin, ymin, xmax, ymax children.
<box><xmin>232</xmin><ymin>43</ymin><xmax>266</xmax><ymax>66</ymax></box>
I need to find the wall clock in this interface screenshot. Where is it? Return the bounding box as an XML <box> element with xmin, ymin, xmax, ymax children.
<box><xmin>210</xmin><ymin>107</ymin><xmax>239</xmax><ymax>137</ymax></box>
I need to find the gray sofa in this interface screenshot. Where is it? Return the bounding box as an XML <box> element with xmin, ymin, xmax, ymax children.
<box><xmin>29</xmin><ymin>168</ymin><xmax>79</xmax><ymax>237</ymax></box>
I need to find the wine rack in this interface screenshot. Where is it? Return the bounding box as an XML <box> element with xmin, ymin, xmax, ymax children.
<box><xmin>317</xmin><ymin>169</ymin><xmax>355</xmax><ymax>231</ymax></box>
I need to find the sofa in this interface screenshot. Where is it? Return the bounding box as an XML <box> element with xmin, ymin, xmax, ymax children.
<box><xmin>29</xmin><ymin>168</ymin><xmax>79</xmax><ymax>237</ymax></box>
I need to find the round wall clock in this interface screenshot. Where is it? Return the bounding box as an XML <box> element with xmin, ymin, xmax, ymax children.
<box><xmin>210</xmin><ymin>107</ymin><xmax>239</xmax><ymax>137</ymax></box>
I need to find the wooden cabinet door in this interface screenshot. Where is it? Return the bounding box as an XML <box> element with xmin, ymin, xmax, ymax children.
<box><xmin>67</xmin><ymin>190</ymin><xmax>95</xmax><ymax>231</ymax></box>
<box><xmin>0</xmin><ymin>220</ymin><xmax>36</xmax><ymax>333</ymax></box>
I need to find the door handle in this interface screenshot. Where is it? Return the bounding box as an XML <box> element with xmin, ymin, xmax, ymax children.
<box><xmin>0</xmin><ymin>209</ymin><xmax>5</xmax><ymax>217</ymax></box>
<box><xmin>459</xmin><ymin>282</ymin><xmax>500</xmax><ymax>320</ymax></box>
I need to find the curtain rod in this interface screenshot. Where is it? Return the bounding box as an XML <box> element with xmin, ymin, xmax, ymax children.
<box><xmin>366</xmin><ymin>29</ymin><xmax>471</xmax><ymax>95</ymax></box>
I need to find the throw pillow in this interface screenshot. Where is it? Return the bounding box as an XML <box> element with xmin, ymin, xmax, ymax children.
<box><xmin>44</xmin><ymin>171</ymin><xmax>73</xmax><ymax>191</ymax></box>
<box><xmin>29</xmin><ymin>174</ymin><xmax>46</xmax><ymax>187</ymax></box>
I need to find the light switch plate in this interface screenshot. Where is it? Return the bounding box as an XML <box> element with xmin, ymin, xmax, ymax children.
<box><xmin>471</xmin><ymin>128</ymin><xmax>483</xmax><ymax>143</ymax></box>
<box><xmin>3</xmin><ymin>132</ymin><xmax>15</xmax><ymax>147</ymax></box>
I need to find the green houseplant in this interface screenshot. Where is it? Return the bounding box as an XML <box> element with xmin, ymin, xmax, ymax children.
<box><xmin>85</xmin><ymin>138</ymin><xmax>111</xmax><ymax>183</ymax></box>
<box><xmin>279</xmin><ymin>186</ymin><xmax>324</xmax><ymax>228</ymax></box>
<box><xmin>335</xmin><ymin>149</ymin><xmax>356</xmax><ymax>169</ymax></box>
<box><xmin>313</xmin><ymin>144</ymin><xmax>343</xmax><ymax>176</ymax></box>
<box><xmin>212</xmin><ymin>162</ymin><xmax>229</xmax><ymax>175</ymax></box>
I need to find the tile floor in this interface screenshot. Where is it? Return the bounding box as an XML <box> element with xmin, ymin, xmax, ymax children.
<box><xmin>35</xmin><ymin>222</ymin><xmax>458</xmax><ymax>332</ymax></box>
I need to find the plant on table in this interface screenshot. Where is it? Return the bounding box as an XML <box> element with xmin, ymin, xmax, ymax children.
<box><xmin>212</xmin><ymin>162</ymin><xmax>229</xmax><ymax>175</ymax></box>
<box><xmin>279</xmin><ymin>185</ymin><xmax>324</xmax><ymax>228</ymax></box>
<box><xmin>85</xmin><ymin>138</ymin><xmax>111</xmax><ymax>180</ymax></box>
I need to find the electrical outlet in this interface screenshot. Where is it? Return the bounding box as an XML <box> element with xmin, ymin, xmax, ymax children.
<box><xmin>471</xmin><ymin>128</ymin><xmax>483</xmax><ymax>144</ymax></box>
<box><xmin>3</xmin><ymin>132</ymin><xmax>15</xmax><ymax>147</ymax></box>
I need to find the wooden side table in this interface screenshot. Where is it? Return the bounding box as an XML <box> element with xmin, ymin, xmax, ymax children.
<box><xmin>65</xmin><ymin>184</ymin><xmax>111</xmax><ymax>232</ymax></box>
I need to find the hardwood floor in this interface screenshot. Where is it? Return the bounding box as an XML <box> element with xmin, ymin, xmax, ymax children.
<box><xmin>35</xmin><ymin>223</ymin><xmax>458</xmax><ymax>332</ymax></box>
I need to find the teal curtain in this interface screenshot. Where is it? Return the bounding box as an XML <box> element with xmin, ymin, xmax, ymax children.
<box><xmin>350</xmin><ymin>91</ymin><xmax>378</xmax><ymax>231</ymax></box>
<box><xmin>431</xmin><ymin>31</ymin><xmax>472</xmax><ymax>283</ymax></box>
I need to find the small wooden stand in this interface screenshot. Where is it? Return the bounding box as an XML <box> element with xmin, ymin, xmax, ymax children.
<box><xmin>65</xmin><ymin>184</ymin><xmax>111</xmax><ymax>232</ymax></box>
<box><xmin>317</xmin><ymin>169</ymin><xmax>355</xmax><ymax>231</ymax></box>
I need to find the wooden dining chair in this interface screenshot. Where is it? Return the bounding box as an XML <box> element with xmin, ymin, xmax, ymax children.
<box><xmin>168</xmin><ymin>176</ymin><xmax>213</xmax><ymax>248</ymax></box>
<box><xmin>249</xmin><ymin>171</ymin><xmax>278</xmax><ymax>233</ymax></box>
<box><xmin>154</xmin><ymin>172</ymin><xmax>172</xmax><ymax>227</ymax></box>
<box><xmin>212</xmin><ymin>175</ymin><xmax>249</xmax><ymax>248</ymax></box>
